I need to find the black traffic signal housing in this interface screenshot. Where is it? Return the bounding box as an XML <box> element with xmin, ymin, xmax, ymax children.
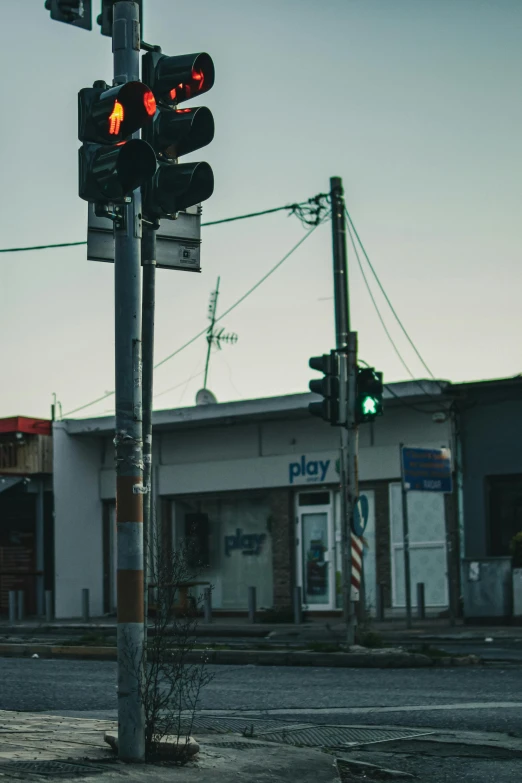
<box><xmin>141</xmin><ymin>51</ymin><xmax>215</xmax><ymax>219</ymax></box>
<box><xmin>356</xmin><ymin>367</ymin><xmax>384</xmax><ymax>424</ymax></box>
<box><xmin>308</xmin><ymin>351</ymin><xmax>346</xmax><ymax>426</ymax></box>
<box><xmin>45</xmin><ymin>0</ymin><xmax>92</xmax><ymax>29</ymax></box>
<box><xmin>97</xmin><ymin>0</ymin><xmax>142</xmax><ymax>36</ymax></box>
<box><xmin>78</xmin><ymin>80</ymin><xmax>157</xmax><ymax>204</ymax></box>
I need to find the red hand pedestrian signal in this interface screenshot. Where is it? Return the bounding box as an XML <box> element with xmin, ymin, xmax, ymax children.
<box><xmin>108</xmin><ymin>101</ymin><xmax>124</xmax><ymax>136</ymax></box>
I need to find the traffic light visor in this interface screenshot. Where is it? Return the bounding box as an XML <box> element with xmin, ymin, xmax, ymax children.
<box><xmin>146</xmin><ymin>52</ymin><xmax>215</xmax><ymax>106</ymax></box>
<box><xmin>116</xmin><ymin>139</ymin><xmax>157</xmax><ymax>194</ymax></box>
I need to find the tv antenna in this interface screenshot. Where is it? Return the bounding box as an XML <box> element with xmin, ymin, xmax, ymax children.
<box><xmin>197</xmin><ymin>277</ymin><xmax>238</xmax><ymax>403</ymax></box>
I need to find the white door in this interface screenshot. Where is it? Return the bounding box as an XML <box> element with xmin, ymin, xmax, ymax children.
<box><xmin>389</xmin><ymin>483</ymin><xmax>448</xmax><ymax>608</ymax></box>
<box><xmin>296</xmin><ymin>491</ymin><xmax>335</xmax><ymax>611</ymax></box>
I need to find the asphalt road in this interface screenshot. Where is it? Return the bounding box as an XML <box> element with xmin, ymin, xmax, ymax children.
<box><xmin>0</xmin><ymin>658</ymin><xmax>521</xmax><ymax>735</ymax></box>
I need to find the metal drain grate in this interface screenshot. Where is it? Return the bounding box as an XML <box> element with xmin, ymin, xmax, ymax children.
<box><xmin>204</xmin><ymin>740</ymin><xmax>278</xmax><ymax>750</ymax></box>
<box><xmin>256</xmin><ymin>724</ymin><xmax>433</xmax><ymax>748</ymax></box>
<box><xmin>0</xmin><ymin>760</ymin><xmax>111</xmax><ymax>777</ymax></box>
<box><xmin>174</xmin><ymin>715</ymin><xmax>298</xmax><ymax>735</ymax></box>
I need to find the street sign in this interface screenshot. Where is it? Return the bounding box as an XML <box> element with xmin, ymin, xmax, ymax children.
<box><xmin>353</xmin><ymin>494</ymin><xmax>369</xmax><ymax>536</ymax></box>
<box><xmin>87</xmin><ymin>203</ymin><xmax>202</xmax><ymax>271</ymax></box>
<box><xmin>401</xmin><ymin>446</ymin><xmax>452</xmax><ymax>493</ymax></box>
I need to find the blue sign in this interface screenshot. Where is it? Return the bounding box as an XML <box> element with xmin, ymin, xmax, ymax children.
<box><xmin>402</xmin><ymin>447</ymin><xmax>452</xmax><ymax>493</ymax></box>
<box><xmin>353</xmin><ymin>495</ymin><xmax>369</xmax><ymax>537</ymax></box>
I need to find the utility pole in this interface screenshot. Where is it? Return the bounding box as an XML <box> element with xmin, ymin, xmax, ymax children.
<box><xmin>204</xmin><ymin>276</ymin><xmax>220</xmax><ymax>389</ymax></box>
<box><xmin>330</xmin><ymin>176</ymin><xmax>358</xmax><ymax>646</ymax></box>
<box><xmin>113</xmin><ymin>1</ymin><xmax>146</xmax><ymax>762</ymax></box>
<box><xmin>141</xmin><ymin>221</ymin><xmax>157</xmax><ymax>656</ymax></box>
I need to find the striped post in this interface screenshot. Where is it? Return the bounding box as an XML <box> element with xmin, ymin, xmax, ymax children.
<box><xmin>351</xmin><ymin>533</ymin><xmax>363</xmax><ymax>601</ymax></box>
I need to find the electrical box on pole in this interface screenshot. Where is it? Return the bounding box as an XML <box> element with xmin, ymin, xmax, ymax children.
<box><xmin>141</xmin><ymin>50</ymin><xmax>215</xmax><ymax>219</ymax></box>
<box><xmin>77</xmin><ymin>79</ymin><xmax>157</xmax><ymax>204</ymax></box>
<box><xmin>45</xmin><ymin>0</ymin><xmax>92</xmax><ymax>30</ymax></box>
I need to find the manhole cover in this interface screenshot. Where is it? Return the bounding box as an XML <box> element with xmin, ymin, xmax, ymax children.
<box><xmin>256</xmin><ymin>725</ymin><xmax>433</xmax><ymax>748</ymax></box>
<box><xmin>0</xmin><ymin>760</ymin><xmax>110</xmax><ymax>777</ymax></box>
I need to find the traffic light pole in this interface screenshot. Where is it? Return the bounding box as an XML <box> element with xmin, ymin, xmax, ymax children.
<box><xmin>330</xmin><ymin>176</ymin><xmax>358</xmax><ymax>647</ymax></box>
<box><xmin>113</xmin><ymin>1</ymin><xmax>146</xmax><ymax>762</ymax></box>
<box><xmin>141</xmin><ymin>222</ymin><xmax>157</xmax><ymax>655</ymax></box>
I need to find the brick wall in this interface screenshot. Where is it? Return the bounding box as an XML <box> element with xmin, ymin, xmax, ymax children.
<box><xmin>267</xmin><ymin>488</ymin><xmax>294</xmax><ymax>610</ymax></box>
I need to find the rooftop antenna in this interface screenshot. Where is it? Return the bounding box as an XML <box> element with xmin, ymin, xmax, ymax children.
<box><xmin>197</xmin><ymin>277</ymin><xmax>238</xmax><ymax>404</ymax></box>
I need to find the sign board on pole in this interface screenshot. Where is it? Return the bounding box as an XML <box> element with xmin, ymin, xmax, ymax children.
<box><xmin>87</xmin><ymin>203</ymin><xmax>202</xmax><ymax>272</ymax></box>
<box><xmin>401</xmin><ymin>446</ymin><xmax>452</xmax><ymax>493</ymax></box>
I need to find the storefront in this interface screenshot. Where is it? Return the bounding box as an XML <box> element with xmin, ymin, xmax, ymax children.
<box><xmin>53</xmin><ymin>381</ymin><xmax>454</xmax><ymax>620</ymax></box>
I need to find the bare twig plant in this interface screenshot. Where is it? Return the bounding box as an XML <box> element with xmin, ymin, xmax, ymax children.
<box><xmin>123</xmin><ymin>510</ymin><xmax>213</xmax><ymax>762</ymax></box>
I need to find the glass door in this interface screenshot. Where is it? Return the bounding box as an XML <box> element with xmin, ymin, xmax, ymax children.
<box><xmin>297</xmin><ymin>492</ymin><xmax>334</xmax><ymax>610</ymax></box>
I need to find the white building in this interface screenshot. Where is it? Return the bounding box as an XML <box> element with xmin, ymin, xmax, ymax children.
<box><xmin>53</xmin><ymin>381</ymin><xmax>457</xmax><ymax>619</ymax></box>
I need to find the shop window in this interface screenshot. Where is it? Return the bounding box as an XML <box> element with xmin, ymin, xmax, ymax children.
<box><xmin>298</xmin><ymin>491</ymin><xmax>330</xmax><ymax>507</ymax></box>
<box><xmin>488</xmin><ymin>474</ymin><xmax>522</xmax><ymax>556</ymax></box>
<box><xmin>184</xmin><ymin>513</ymin><xmax>210</xmax><ymax>569</ymax></box>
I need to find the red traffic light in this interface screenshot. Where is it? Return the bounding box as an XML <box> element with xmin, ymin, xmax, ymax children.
<box><xmin>78</xmin><ymin>81</ymin><xmax>156</xmax><ymax>145</ymax></box>
<box><xmin>142</xmin><ymin>52</ymin><xmax>215</xmax><ymax>107</ymax></box>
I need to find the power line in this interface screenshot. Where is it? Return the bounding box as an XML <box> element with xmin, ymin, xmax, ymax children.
<box><xmin>346</xmin><ymin>220</ymin><xmax>441</xmax><ymax>401</ymax></box>
<box><xmin>0</xmin><ymin>199</ymin><xmax>325</xmax><ymax>255</ymax></box>
<box><xmin>62</xmin><ymin>218</ymin><xmax>324</xmax><ymax>417</ymax></box>
<box><xmin>345</xmin><ymin>207</ymin><xmax>438</xmax><ymax>382</ymax></box>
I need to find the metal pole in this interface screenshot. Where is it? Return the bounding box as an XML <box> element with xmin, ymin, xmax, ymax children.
<box><xmin>376</xmin><ymin>582</ymin><xmax>385</xmax><ymax>621</ymax></box>
<box><xmin>17</xmin><ymin>590</ymin><xmax>25</xmax><ymax>621</ymax></box>
<box><xmin>203</xmin><ymin>587</ymin><xmax>212</xmax><ymax>624</ymax></box>
<box><xmin>330</xmin><ymin>175</ymin><xmax>356</xmax><ymax>646</ymax></box>
<box><xmin>8</xmin><ymin>591</ymin><xmax>16</xmax><ymax>624</ymax></box>
<box><xmin>113</xmin><ymin>1</ymin><xmax>145</xmax><ymax>762</ymax></box>
<box><xmin>293</xmin><ymin>586</ymin><xmax>302</xmax><ymax>625</ymax></box>
<box><xmin>204</xmin><ymin>277</ymin><xmax>220</xmax><ymax>389</ymax></box>
<box><xmin>36</xmin><ymin>480</ymin><xmax>45</xmax><ymax>617</ymax></box>
<box><xmin>142</xmin><ymin>222</ymin><xmax>157</xmax><ymax>656</ymax></box>
<box><xmin>82</xmin><ymin>589</ymin><xmax>90</xmax><ymax>622</ymax></box>
<box><xmin>400</xmin><ymin>444</ymin><xmax>413</xmax><ymax>629</ymax></box>
<box><xmin>45</xmin><ymin>590</ymin><xmax>54</xmax><ymax>623</ymax></box>
<box><xmin>248</xmin><ymin>586</ymin><xmax>257</xmax><ymax>623</ymax></box>
<box><xmin>417</xmin><ymin>582</ymin><xmax>425</xmax><ymax>620</ymax></box>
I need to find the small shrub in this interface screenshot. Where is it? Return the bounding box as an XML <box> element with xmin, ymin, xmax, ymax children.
<box><xmin>357</xmin><ymin>630</ymin><xmax>383</xmax><ymax>648</ymax></box>
<box><xmin>510</xmin><ymin>532</ymin><xmax>522</xmax><ymax>569</ymax></box>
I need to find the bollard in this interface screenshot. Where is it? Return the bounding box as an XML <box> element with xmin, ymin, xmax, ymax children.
<box><xmin>45</xmin><ymin>591</ymin><xmax>54</xmax><ymax>623</ymax></box>
<box><xmin>8</xmin><ymin>591</ymin><xmax>16</xmax><ymax>624</ymax></box>
<box><xmin>82</xmin><ymin>588</ymin><xmax>90</xmax><ymax>623</ymax></box>
<box><xmin>293</xmin><ymin>586</ymin><xmax>302</xmax><ymax>625</ymax></box>
<box><xmin>417</xmin><ymin>582</ymin><xmax>425</xmax><ymax>620</ymax></box>
<box><xmin>203</xmin><ymin>587</ymin><xmax>212</xmax><ymax>624</ymax></box>
<box><xmin>248</xmin><ymin>586</ymin><xmax>257</xmax><ymax>624</ymax></box>
<box><xmin>17</xmin><ymin>590</ymin><xmax>25</xmax><ymax>621</ymax></box>
<box><xmin>376</xmin><ymin>582</ymin><xmax>385</xmax><ymax>621</ymax></box>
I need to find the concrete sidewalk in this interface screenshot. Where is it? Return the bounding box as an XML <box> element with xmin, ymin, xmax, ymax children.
<box><xmin>1</xmin><ymin>616</ymin><xmax>522</xmax><ymax>642</ymax></box>
<box><xmin>0</xmin><ymin>710</ymin><xmax>339</xmax><ymax>782</ymax></box>
<box><xmin>1</xmin><ymin>709</ymin><xmax>522</xmax><ymax>782</ymax></box>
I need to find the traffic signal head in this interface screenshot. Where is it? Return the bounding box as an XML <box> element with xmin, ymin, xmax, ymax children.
<box><xmin>142</xmin><ymin>52</ymin><xmax>215</xmax><ymax>107</ymax></box>
<box><xmin>79</xmin><ymin>139</ymin><xmax>156</xmax><ymax>203</ymax></box>
<box><xmin>308</xmin><ymin>352</ymin><xmax>343</xmax><ymax>426</ymax></box>
<box><xmin>45</xmin><ymin>0</ymin><xmax>92</xmax><ymax>30</ymax></box>
<box><xmin>78</xmin><ymin>82</ymin><xmax>156</xmax><ymax>145</ymax></box>
<box><xmin>141</xmin><ymin>51</ymin><xmax>215</xmax><ymax>219</ymax></box>
<box><xmin>356</xmin><ymin>367</ymin><xmax>384</xmax><ymax>424</ymax></box>
<box><xmin>78</xmin><ymin>80</ymin><xmax>157</xmax><ymax>205</ymax></box>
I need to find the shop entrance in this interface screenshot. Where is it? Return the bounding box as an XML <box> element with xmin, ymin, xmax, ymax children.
<box><xmin>296</xmin><ymin>491</ymin><xmax>335</xmax><ymax>611</ymax></box>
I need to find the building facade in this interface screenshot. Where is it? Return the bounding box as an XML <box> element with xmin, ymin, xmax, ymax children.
<box><xmin>53</xmin><ymin>382</ymin><xmax>458</xmax><ymax>619</ymax></box>
<box><xmin>0</xmin><ymin>417</ymin><xmax>53</xmax><ymax>616</ymax></box>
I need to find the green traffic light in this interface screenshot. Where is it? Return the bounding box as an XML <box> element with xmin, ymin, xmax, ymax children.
<box><xmin>361</xmin><ymin>396</ymin><xmax>378</xmax><ymax>415</ymax></box>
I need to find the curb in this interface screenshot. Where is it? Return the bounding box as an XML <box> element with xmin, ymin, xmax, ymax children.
<box><xmin>0</xmin><ymin>644</ymin><xmax>483</xmax><ymax>668</ymax></box>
